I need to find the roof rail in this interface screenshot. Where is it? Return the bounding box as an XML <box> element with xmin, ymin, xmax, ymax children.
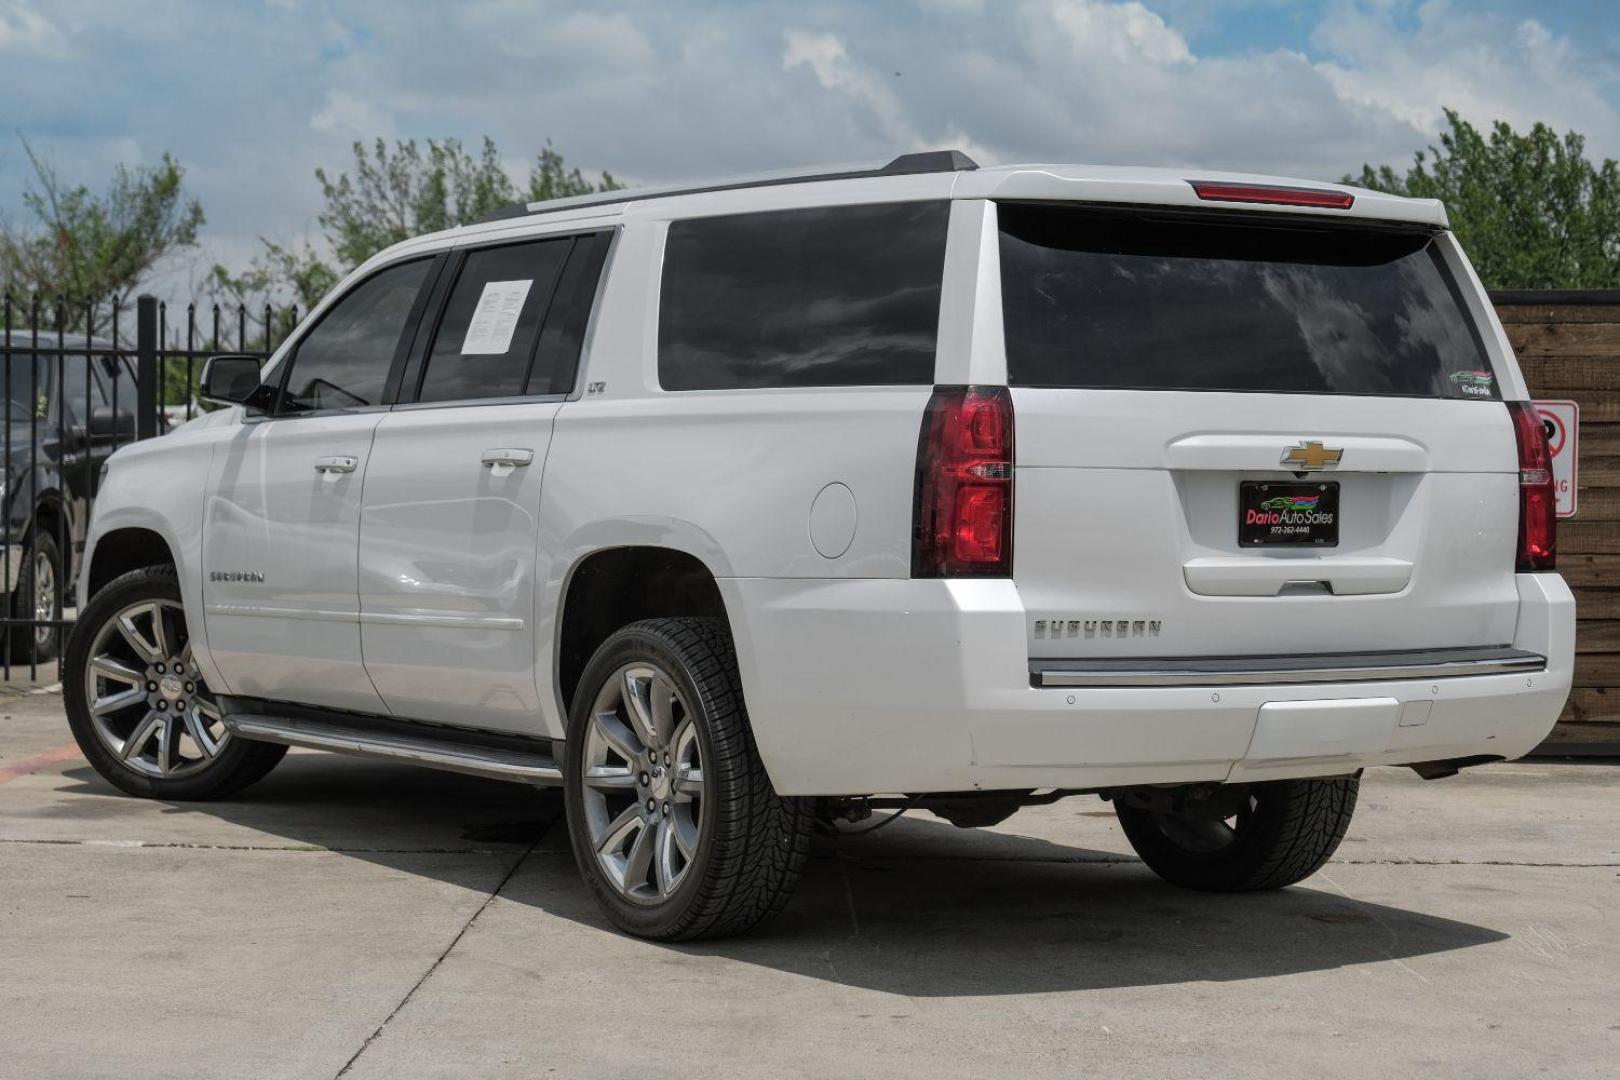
<box><xmin>471</xmin><ymin>150</ymin><xmax>978</xmax><ymax>226</ymax></box>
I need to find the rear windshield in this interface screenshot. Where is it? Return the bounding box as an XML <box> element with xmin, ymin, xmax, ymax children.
<box><xmin>999</xmin><ymin>204</ymin><xmax>1496</xmax><ymax>399</ymax></box>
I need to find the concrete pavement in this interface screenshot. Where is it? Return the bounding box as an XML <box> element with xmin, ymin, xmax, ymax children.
<box><xmin>1</xmin><ymin>689</ymin><xmax>1616</xmax><ymax>1079</ymax></box>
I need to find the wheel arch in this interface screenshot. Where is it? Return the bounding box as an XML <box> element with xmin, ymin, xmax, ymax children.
<box><xmin>26</xmin><ymin>487</ymin><xmax>71</xmax><ymax>582</ymax></box>
<box><xmin>553</xmin><ymin>544</ymin><xmax>731</xmax><ymax>719</ymax></box>
<box><xmin>85</xmin><ymin>526</ymin><xmax>178</xmax><ymax>601</ymax></box>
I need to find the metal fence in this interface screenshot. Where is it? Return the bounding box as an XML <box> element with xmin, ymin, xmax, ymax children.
<box><xmin>0</xmin><ymin>292</ymin><xmax>298</xmax><ymax>679</ymax></box>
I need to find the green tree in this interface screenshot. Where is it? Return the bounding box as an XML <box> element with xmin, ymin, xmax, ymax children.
<box><xmin>529</xmin><ymin>140</ymin><xmax>620</xmax><ymax>203</ymax></box>
<box><xmin>315</xmin><ymin>136</ymin><xmax>516</xmax><ymax>270</ymax></box>
<box><xmin>1349</xmin><ymin>110</ymin><xmax>1620</xmax><ymax>289</ymax></box>
<box><xmin>206</xmin><ymin>239</ymin><xmax>338</xmax><ymax>349</ymax></box>
<box><xmin>217</xmin><ymin>135</ymin><xmax>619</xmax><ymax>335</ymax></box>
<box><xmin>0</xmin><ymin>137</ymin><xmax>205</xmax><ymax>330</ymax></box>
<box><xmin>315</xmin><ymin>136</ymin><xmax>620</xmax><ymax>271</ymax></box>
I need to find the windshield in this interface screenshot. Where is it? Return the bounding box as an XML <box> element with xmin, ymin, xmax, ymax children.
<box><xmin>998</xmin><ymin>204</ymin><xmax>1495</xmax><ymax>399</ymax></box>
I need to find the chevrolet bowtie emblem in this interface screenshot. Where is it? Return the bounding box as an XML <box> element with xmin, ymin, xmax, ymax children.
<box><xmin>1281</xmin><ymin>441</ymin><xmax>1344</xmax><ymax>470</ymax></box>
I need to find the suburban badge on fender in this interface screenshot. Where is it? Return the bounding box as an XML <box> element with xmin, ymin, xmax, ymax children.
<box><xmin>1280</xmin><ymin>440</ymin><xmax>1344</xmax><ymax>470</ymax></box>
<box><xmin>209</xmin><ymin>570</ymin><xmax>266</xmax><ymax>583</ymax></box>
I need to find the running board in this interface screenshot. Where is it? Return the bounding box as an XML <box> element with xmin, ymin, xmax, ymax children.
<box><xmin>1031</xmin><ymin>646</ymin><xmax>1547</xmax><ymax>689</ymax></box>
<box><xmin>219</xmin><ymin>699</ymin><xmax>562</xmax><ymax>785</ymax></box>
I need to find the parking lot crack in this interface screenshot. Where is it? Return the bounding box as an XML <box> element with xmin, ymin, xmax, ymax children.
<box><xmin>1318</xmin><ymin>868</ymin><xmax>1431</xmax><ymax>984</ymax></box>
<box><xmin>332</xmin><ymin>836</ymin><xmax>541</xmax><ymax>1079</ymax></box>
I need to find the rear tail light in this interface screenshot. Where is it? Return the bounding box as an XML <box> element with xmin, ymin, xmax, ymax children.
<box><xmin>912</xmin><ymin>386</ymin><xmax>1014</xmax><ymax>577</ymax></box>
<box><xmin>1188</xmin><ymin>180</ymin><xmax>1355</xmax><ymax>210</ymax></box>
<box><xmin>1508</xmin><ymin>401</ymin><xmax>1556</xmax><ymax>572</ymax></box>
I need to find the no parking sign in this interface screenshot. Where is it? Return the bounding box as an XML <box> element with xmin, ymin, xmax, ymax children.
<box><xmin>1533</xmin><ymin>400</ymin><xmax>1579</xmax><ymax>519</ymax></box>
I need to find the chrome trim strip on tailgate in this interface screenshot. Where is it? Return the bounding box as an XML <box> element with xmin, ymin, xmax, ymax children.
<box><xmin>1031</xmin><ymin>646</ymin><xmax>1547</xmax><ymax>688</ymax></box>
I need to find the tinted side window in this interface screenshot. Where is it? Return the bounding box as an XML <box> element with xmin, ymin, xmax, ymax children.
<box><xmin>64</xmin><ymin>355</ymin><xmax>140</xmax><ymax>428</ymax></box>
<box><xmin>1</xmin><ymin>354</ymin><xmax>47</xmax><ymax>423</ymax></box>
<box><xmin>658</xmin><ymin>201</ymin><xmax>948</xmax><ymax>390</ymax></box>
<box><xmin>530</xmin><ymin>232</ymin><xmax>612</xmax><ymax>396</ymax></box>
<box><xmin>417</xmin><ymin>239</ymin><xmax>570</xmax><ymax>403</ymax></box>
<box><xmin>107</xmin><ymin>357</ymin><xmax>139</xmax><ymax>425</ymax></box>
<box><xmin>278</xmin><ymin>258</ymin><xmax>432</xmax><ymax>414</ymax></box>
<box><xmin>56</xmin><ymin>355</ymin><xmax>95</xmax><ymax>423</ymax></box>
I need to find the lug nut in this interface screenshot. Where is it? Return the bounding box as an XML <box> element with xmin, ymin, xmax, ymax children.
<box><xmin>156</xmin><ymin>700</ymin><xmax>167</xmax><ymax>711</ymax></box>
<box><xmin>639</xmin><ymin>772</ymin><xmax>649</xmax><ymax>786</ymax></box>
<box><xmin>663</xmin><ymin>752</ymin><xmax>671</xmax><ymax>767</ymax></box>
<box><xmin>155</xmin><ymin>663</ymin><xmax>165</xmax><ymax>673</ymax></box>
<box><xmin>661</xmin><ymin>802</ymin><xmax>670</xmax><ymax>816</ymax></box>
<box><xmin>146</xmin><ymin>681</ymin><xmax>157</xmax><ymax>692</ymax></box>
<box><xmin>647</xmin><ymin>748</ymin><xmax>657</xmax><ymax>763</ymax></box>
<box><xmin>184</xmin><ymin>683</ymin><xmax>194</xmax><ymax>693</ymax></box>
<box><xmin>646</xmin><ymin>798</ymin><xmax>656</xmax><ymax>813</ymax></box>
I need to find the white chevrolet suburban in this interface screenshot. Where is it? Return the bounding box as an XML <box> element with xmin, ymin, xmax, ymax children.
<box><xmin>62</xmin><ymin>151</ymin><xmax>1573</xmax><ymax>940</ymax></box>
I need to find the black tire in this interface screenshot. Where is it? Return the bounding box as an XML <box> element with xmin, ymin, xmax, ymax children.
<box><xmin>9</xmin><ymin>530</ymin><xmax>62</xmax><ymax>662</ymax></box>
<box><xmin>63</xmin><ymin>565</ymin><xmax>287</xmax><ymax>800</ymax></box>
<box><xmin>1115</xmin><ymin>777</ymin><xmax>1358</xmax><ymax>892</ymax></box>
<box><xmin>564</xmin><ymin>617</ymin><xmax>812</xmax><ymax>940</ymax></box>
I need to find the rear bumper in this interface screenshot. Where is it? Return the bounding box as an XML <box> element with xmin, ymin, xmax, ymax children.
<box><xmin>722</xmin><ymin>573</ymin><xmax>1574</xmax><ymax>796</ymax></box>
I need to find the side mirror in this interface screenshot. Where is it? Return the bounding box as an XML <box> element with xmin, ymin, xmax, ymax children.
<box><xmin>88</xmin><ymin>407</ymin><xmax>136</xmax><ymax>438</ymax></box>
<box><xmin>199</xmin><ymin>355</ymin><xmax>267</xmax><ymax>408</ymax></box>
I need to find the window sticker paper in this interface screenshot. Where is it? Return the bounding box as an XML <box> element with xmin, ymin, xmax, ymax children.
<box><xmin>460</xmin><ymin>279</ymin><xmax>533</xmax><ymax>355</ymax></box>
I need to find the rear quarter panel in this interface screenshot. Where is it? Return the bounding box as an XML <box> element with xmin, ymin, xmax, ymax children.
<box><xmin>535</xmin><ymin>217</ymin><xmax>934</xmax><ymax>738</ymax></box>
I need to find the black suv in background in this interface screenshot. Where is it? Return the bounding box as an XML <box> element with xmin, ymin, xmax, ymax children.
<box><xmin>2</xmin><ymin>339</ymin><xmax>141</xmax><ymax>662</ymax></box>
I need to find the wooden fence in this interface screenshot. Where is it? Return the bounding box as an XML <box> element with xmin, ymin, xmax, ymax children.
<box><xmin>1493</xmin><ymin>290</ymin><xmax>1620</xmax><ymax>752</ymax></box>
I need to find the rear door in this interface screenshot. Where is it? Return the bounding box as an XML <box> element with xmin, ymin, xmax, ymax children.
<box><xmin>357</xmin><ymin>231</ymin><xmax>610</xmax><ymax>731</ymax></box>
<box><xmin>997</xmin><ymin>202</ymin><xmax>1520</xmax><ymax>661</ymax></box>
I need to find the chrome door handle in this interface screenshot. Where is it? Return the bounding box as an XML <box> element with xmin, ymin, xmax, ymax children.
<box><xmin>481</xmin><ymin>448</ymin><xmax>534</xmax><ymax>467</ymax></box>
<box><xmin>314</xmin><ymin>455</ymin><xmax>359</xmax><ymax>474</ymax></box>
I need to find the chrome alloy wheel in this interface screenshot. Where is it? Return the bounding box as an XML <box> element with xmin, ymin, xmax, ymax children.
<box><xmin>32</xmin><ymin>547</ymin><xmax>56</xmax><ymax>650</ymax></box>
<box><xmin>581</xmin><ymin>663</ymin><xmax>705</xmax><ymax>904</ymax></box>
<box><xmin>82</xmin><ymin>599</ymin><xmax>228</xmax><ymax>779</ymax></box>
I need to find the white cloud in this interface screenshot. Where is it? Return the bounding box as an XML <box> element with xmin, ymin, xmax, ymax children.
<box><xmin>899</xmin><ymin>0</ymin><xmax>1426</xmax><ymax>178</ymax></box>
<box><xmin>783</xmin><ymin>30</ymin><xmax>919</xmax><ymax>146</ymax></box>
<box><xmin>1310</xmin><ymin>2</ymin><xmax>1620</xmax><ymax>154</ymax></box>
<box><xmin>1</xmin><ymin>0</ymin><xmax>1616</xmax><ymax>297</ymax></box>
<box><xmin>0</xmin><ymin>1</ymin><xmax>69</xmax><ymax>57</ymax></box>
<box><xmin>551</xmin><ymin>11</ymin><xmax>656</xmax><ymax>68</ymax></box>
<box><xmin>310</xmin><ymin>90</ymin><xmax>395</xmax><ymax>138</ymax></box>
<box><xmin>1042</xmin><ymin>0</ymin><xmax>1192</xmax><ymax>66</ymax></box>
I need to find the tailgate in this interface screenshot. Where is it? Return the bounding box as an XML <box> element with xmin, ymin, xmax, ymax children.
<box><xmin>1014</xmin><ymin>389</ymin><xmax>1519</xmax><ymax>659</ymax></box>
<box><xmin>996</xmin><ymin>201</ymin><xmax>1521</xmax><ymax>661</ymax></box>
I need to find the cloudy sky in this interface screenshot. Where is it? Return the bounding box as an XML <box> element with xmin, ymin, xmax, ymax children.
<box><xmin>2</xmin><ymin>0</ymin><xmax>1617</xmax><ymax>287</ymax></box>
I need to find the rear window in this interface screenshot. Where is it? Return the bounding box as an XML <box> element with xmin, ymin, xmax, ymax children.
<box><xmin>417</xmin><ymin>238</ymin><xmax>570</xmax><ymax>404</ymax></box>
<box><xmin>999</xmin><ymin>204</ymin><xmax>1496</xmax><ymax>399</ymax></box>
<box><xmin>658</xmin><ymin>201</ymin><xmax>947</xmax><ymax>390</ymax></box>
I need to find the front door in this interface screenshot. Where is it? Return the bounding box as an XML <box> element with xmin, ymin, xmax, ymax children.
<box><xmin>358</xmin><ymin>231</ymin><xmax>608</xmax><ymax>731</ymax></box>
<box><xmin>203</xmin><ymin>256</ymin><xmax>436</xmax><ymax>713</ymax></box>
